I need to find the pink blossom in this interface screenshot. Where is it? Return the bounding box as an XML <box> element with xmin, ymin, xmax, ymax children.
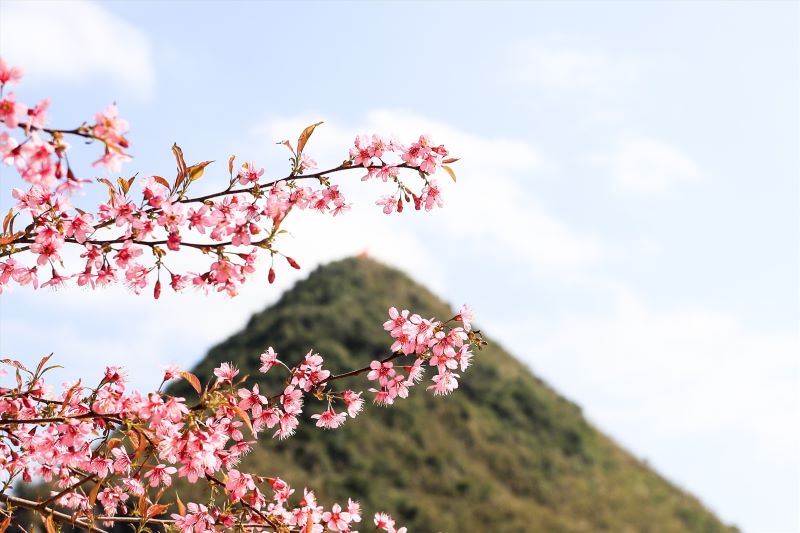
<box><xmin>374</xmin><ymin>512</ymin><xmax>395</xmax><ymax>531</ymax></box>
<box><xmin>111</xmin><ymin>448</ymin><xmax>132</xmax><ymax>475</ymax></box>
<box><xmin>141</xmin><ymin>176</ymin><xmax>170</xmax><ymax>207</ymax></box>
<box><xmin>428</xmin><ymin>370</ymin><xmax>460</xmax><ymax>396</ymax></box>
<box><xmin>275</xmin><ymin>412</ymin><xmax>299</xmax><ymax>439</ymax></box>
<box><xmin>280</xmin><ymin>385</ymin><xmax>303</xmax><ymax>415</ymax></box>
<box><xmin>214</xmin><ymin>362</ymin><xmax>239</xmax><ymax>383</ymax></box>
<box><xmin>187</xmin><ymin>205</ymin><xmax>216</xmax><ymax>233</ymax></box>
<box><xmin>225</xmin><ymin>469</ymin><xmax>256</xmax><ymax>502</ymax></box>
<box><xmin>171</xmin><ymin>502</ymin><xmax>215</xmax><ymax>533</ymax></box>
<box><xmin>30</xmin><ymin>228</ymin><xmax>64</xmax><ymax>266</ymax></box>
<box><xmin>349</xmin><ymin>135</ymin><xmax>374</xmax><ymax>167</ymax></box>
<box><xmin>143</xmin><ymin>463</ymin><xmax>176</xmax><ymax>487</ymax></box>
<box><xmin>121</xmin><ymin>477</ymin><xmax>145</xmax><ymax>496</ymax></box>
<box><xmin>457</xmin><ymin>303</ymin><xmax>474</xmax><ymax>332</ymax></box>
<box><xmin>0</xmin><ymin>58</ymin><xmax>23</xmax><ymax>85</ymax></box>
<box><xmin>0</xmin><ymin>93</ymin><xmax>26</xmax><ymax>128</ymax></box>
<box><xmin>376</xmin><ymin>195</ymin><xmax>396</xmax><ymax>215</ymax></box>
<box><xmin>347</xmin><ymin>499</ymin><xmax>362</xmax><ymax>523</ymax></box>
<box><xmin>367</xmin><ymin>360</ymin><xmax>395</xmax><ymax>387</ymax></box>
<box><xmin>237</xmin><ymin>162</ymin><xmax>264</xmax><ymax>185</ymax></box>
<box><xmin>457</xmin><ymin>345</ymin><xmax>474</xmax><ymax>371</ymax></box>
<box><xmin>64</xmin><ymin>212</ymin><xmax>94</xmax><ymax>244</ymax></box>
<box><xmin>93</xmin><ymin>104</ymin><xmax>129</xmax><ymax>146</ymax></box>
<box><xmin>259</xmin><ymin>347</ymin><xmax>279</xmax><ymax>373</ymax></box>
<box><xmin>311</xmin><ymin>408</ymin><xmax>347</xmax><ymax>429</ymax></box>
<box><xmin>342</xmin><ymin>390</ymin><xmax>364</xmax><ymax>418</ymax></box>
<box><xmin>157</xmin><ymin>201</ymin><xmax>187</xmax><ymax>231</ymax></box>
<box><xmin>26</xmin><ymin>99</ymin><xmax>50</xmax><ymax>129</ymax></box>
<box><xmin>322</xmin><ymin>503</ymin><xmax>352</xmax><ymax>532</ymax></box>
<box><xmin>237</xmin><ymin>384</ymin><xmax>266</xmax><ymax>410</ymax></box>
<box><xmin>114</xmin><ymin>242</ymin><xmax>143</xmax><ymax>269</ymax></box>
<box><xmin>92</xmin><ymin>148</ymin><xmax>132</xmax><ymax>173</ymax></box>
<box><xmin>299</xmin><ymin>153</ymin><xmax>317</xmax><ymax>172</ymax></box>
<box><xmin>124</xmin><ymin>264</ymin><xmax>149</xmax><ymax>294</ymax></box>
<box><xmin>384</xmin><ymin>307</ymin><xmax>409</xmax><ymax>333</ymax></box>
<box><xmin>421</xmin><ymin>179</ymin><xmax>444</xmax><ymax>211</ymax></box>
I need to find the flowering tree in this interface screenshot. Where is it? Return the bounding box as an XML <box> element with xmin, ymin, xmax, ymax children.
<box><xmin>0</xmin><ymin>58</ymin><xmax>484</xmax><ymax>533</ymax></box>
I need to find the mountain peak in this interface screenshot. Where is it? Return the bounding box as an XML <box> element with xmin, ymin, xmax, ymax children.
<box><xmin>180</xmin><ymin>257</ymin><xmax>735</xmax><ymax>532</ymax></box>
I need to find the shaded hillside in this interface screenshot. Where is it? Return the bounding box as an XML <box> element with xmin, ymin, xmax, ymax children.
<box><xmin>172</xmin><ymin>256</ymin><xmax>734</xmax><ymax>532</ymax></box>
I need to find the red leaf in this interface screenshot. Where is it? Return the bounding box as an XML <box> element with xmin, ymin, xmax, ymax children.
<box><xmin>180</xmin><ymin>371</ymin><xmax>202</xmax><ymax>394</ymax></box>
<box><xmin>297</xmin><ymin>121</ymin><xmax>323</xmax><ymax>154</ymax></box>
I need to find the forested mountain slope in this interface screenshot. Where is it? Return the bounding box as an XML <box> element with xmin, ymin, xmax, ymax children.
<box><xmin>174</xmin><ymin>257</ymin><xmax>734</xmax><ymax>532</ymax></box>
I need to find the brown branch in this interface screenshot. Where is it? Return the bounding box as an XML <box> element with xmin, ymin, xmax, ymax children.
<box><xmin>0</xmin><ymin>494</ymin><xmax>109</xmax><ymax>533</ymax></box>
<box><xmin>205</xmin><ymin>474</ymin><xmax>282</xmax><ymax>532</ymax></box>
<box><xmin>1</xmin><ymin>493</ymin><xmax>290</xmax><ymax>532</ymax></box>
<box><xmin>0</xmin><ymin>413</ymin><xmax>121</xmax><ymax>426</ymax></box>
<box><xmin>36</xmin><ymin>473</ymin><xmax>96</xmax><ymax>511</ymax></box>
<box><xmin>267</xmin><ymin>350</ymin><xmax>407</xmax><ymax>402</ymax></box>
<box><xmin>2</xmin><ymin>161</ymin><xmax>415</xmax><ymax>255</ymax></box>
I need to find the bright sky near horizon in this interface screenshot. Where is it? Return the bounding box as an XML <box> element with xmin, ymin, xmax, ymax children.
<box><xmin>0</xmin><ymin>1</ymin><xmax>798</xmax><ymax>531</ymax></box>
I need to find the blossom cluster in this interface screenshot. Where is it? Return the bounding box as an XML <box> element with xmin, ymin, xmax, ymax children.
<box><xmin>0</xmin><ymin>57</ymin><xmax>458</xmax><ymax>297</ymax></box>
<box><xmin>0</xmin><ymin>307</ymin><xmax>482</xmax><ymax>532</ymax></box>
<box><xmin>369</xmin><ymin>304</ymin><xmax>476</xmax><ymax>403</ymax></box>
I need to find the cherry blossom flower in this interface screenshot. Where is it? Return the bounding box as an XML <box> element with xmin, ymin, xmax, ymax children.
<box><xmin>259</xmin><ymin>346</ymin><xmax>279</xmax><ymax>373</ymax></box>
<box><xmin>342</xmin><ymin>390</ymin><xmax>364</xmax><ymax>418</ymax></box>
<box><xmin>0</xmin><ymin>92</ymin><xmax>26</xmax><ymax>128</ymax></box>
<box><xmin>457</xmin><ymin>303</ymin><xmax>474</xmax><ymax>331</ymax></box>
<box><xmin>214</xmin><ymin>362</ymin><xmax>239</xmax><ymax>383</ymax></box>
<box><xmin>312</xmin><ymin>408</ymin><xmax>347</xmax><ymax>429</ymax></box>
<box><xmin>0</xmin><ymin>60</ymin><xmax>477</xmax><ymax>533</ymax></box>
<box><xmin>143</xmin><ymin>463</ymin><xmax>177</xmax><ymax>487</ymax></box>
<box><xmin>237</xmin><ymin>161</ymin><xmax>264</xmax><ymax>185</ymax></box>
<box><xmin>322</xmin><ymin>503</ymin><xmax>352</xmax><ymax>532</ymax></box>
<box><xmin>0</xmin><ymin>57</ymin><xmax>23</xmax><ymax>85</ymax></box>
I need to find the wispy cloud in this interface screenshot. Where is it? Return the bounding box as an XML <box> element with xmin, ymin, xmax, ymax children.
<box><xmin>0</xmin><ymin>0</ymin><xmax>155</xmax><ymax>98</ymax></box>
<box><xmin>250</xmin><ymin>110</ymin><xmax>606</xmax><ymax>278</ymax></box>
<box><xmin>506</xmin><ymin>40</ymin><xmax>639</xmax><ymax>90</ymax></box>
<box><xmin>598</xmin><ymin>137</ymin><xmax>702</xmax><ymax>194</ymax></box>
<box><xmin>484</xmin><ymin>280</ymin><xmax>800</xmax><ymax>524</ymax></box>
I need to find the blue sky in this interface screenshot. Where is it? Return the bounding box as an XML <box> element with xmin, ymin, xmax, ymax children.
<box><xmin>1</xmin><ymin>1</ymin><xmax>798</xmax><ymax>531</ymax></box>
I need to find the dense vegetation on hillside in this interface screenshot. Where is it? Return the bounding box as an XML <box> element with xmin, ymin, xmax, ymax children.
<box><xmin>168</xmin><ymin>256</ymin><xmax>734</xmax><ymax>532</ymax></box>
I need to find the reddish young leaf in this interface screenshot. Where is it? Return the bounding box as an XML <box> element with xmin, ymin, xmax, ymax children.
<box><xmin>231</xmin><ymin>404</ymin><xmax>254</xmax><ymax>436</ymax></box>
<box><xmin>2</xmin><ymin>208</ymin><xmax>13</xmax><ymax>234</ymax></box>
<box><xmin>152</xmin><ymin>175</ymin><xmax>172</xmax><ymax>190</ymax></box>
<box><xmin>442</xmin><ymin>164</ymin><xmax>457</xmax><ymax>183</ymax></box>
<box><xmin>180</xmin><ymin>371</ymin><xmax>202</xmax><ymax>394</ymax></box>
<box><xmin>188</xmin><ymin>160</ymin><xmax>214</xmax><ymax>182</ymax></box>
<box><xmin>297</xmin><ymin>121</ymin><xmax>323</xmax><ymax>154</ymax></box>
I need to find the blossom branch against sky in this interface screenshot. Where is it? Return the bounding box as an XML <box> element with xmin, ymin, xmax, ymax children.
<box><xmin>0</xmin><ymin>1</ymin><xmax>797</xmax><ymax>532</ymax></box>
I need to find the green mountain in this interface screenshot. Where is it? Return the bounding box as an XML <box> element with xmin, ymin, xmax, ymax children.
<box><xmin>172</xmin><ymin>256</ymin><xmax>734</xmax><ymax>533</ymax></box>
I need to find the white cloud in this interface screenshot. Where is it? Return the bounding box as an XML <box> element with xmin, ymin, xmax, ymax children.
<box><xmin>599</xmin><ymin>137</ymin><xmax>702</xmax><ymax>193</ymax></box>
<box><xmin>250</xmin><ymin>110</ymin><xmax>606</xmax><ymax>278</ymax></box>
<box><xmin>507</xmin><ymin>40</ymin><xmax>638</xmax><ymax>90</ymax></box>
<box><xmin>485</xmin><ymin>281</ymin><xmax>800</xmax><ymax>529</ymax></box>
<box><xmin>0</xmin><ymin>0</ymin><xmax>155</xmax><ymax>97</ymax></box>
<box><xmin>0</xmin><ymin>109</ymin><xmax>603</xmax><ymax>391</ymax></box>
